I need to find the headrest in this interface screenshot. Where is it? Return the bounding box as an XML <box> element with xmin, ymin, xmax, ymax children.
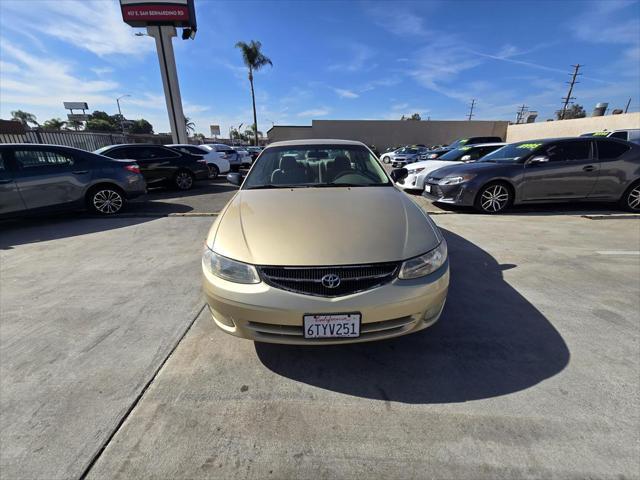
<box><xmin>333</xmin><ymin>155</ymin><xmax>350</xmax><ymax>169</ymax></box>
<box><xmin>280</xmin><ymin>155</ymin><xmax>300</xmax><ymax>170</ymax></box>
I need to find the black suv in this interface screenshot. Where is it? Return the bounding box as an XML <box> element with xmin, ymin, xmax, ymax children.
<box><xmin>94</xmin><ymin>144</ymin><xmax>209</xmax><ymax>190</ymax></box>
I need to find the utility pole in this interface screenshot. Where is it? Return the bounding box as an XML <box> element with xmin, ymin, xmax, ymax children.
<box><xmin>559</xmin><ymin>64</ymin><xmax>582</xmax><ymax>120</ymax></box>
<box><xmin>516</xmin><ymin>104</ymin><xmax>528</xmax><ymax>124</ymax></box>
<box><xmin>624</xmin><ymin>97</ymin><xmax>632</xmax><ymax>113</ymax></box>
<box><xmin>467</xmin><ymin>99</ymin><xmax>476</xmax><ymax>121</ymax></box>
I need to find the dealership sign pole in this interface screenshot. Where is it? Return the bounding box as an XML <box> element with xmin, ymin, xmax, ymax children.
<box><xmin>119</xmin><ymin>0</ymin><xmax>197</xmax><ymax>144</ymax></box>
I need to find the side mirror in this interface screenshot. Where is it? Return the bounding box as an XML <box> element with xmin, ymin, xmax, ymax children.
<box><xmin>390</xmin><ymin>168</ymin><xmax>408</xmax><ymax>182</ymax></box>
<box><xmin>529</xmin><ymin>155</ymin><xmax>550</xmax><ymax>165</ymax></box>
<box><xmin>226</xmin><ymin>172</ymin><xmax>244</xmax><ymax>186</ymax></box>
<box><xmin>460</xmin><ymin>155</ymin><xmax>472</xmax><ymax>162</ymax></box>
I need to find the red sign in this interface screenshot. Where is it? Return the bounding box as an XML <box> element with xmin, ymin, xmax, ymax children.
<box><xmin>122</xmin><ymin>4</ymin><xmax>189</xmax><ymax>22</ymax></box>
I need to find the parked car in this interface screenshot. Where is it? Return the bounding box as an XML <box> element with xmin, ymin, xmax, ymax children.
<box><xmin>235</xmin><ymin>148</ymin><xmax>253</xmax><ymax>167</ymax></box>
<box><xmin>421</xmin><ymin>137</ymin><xmax>640</xmax><ymax>213</ymax></box>
<box><xmin>166</xmin><ymin>143</ymin><xmax>230</xmax><ymax>178</ymax></box>
<box><xmin>0</xmin><ymin>144</ymin><xmax>146</xmax><ymax>218</ymax></box>
<box><xmin>201</xmin><ymin>144</ymin><xmax>242</xmax><ymax>172</ymax></box>
<box><xmin>580</xmin><ymin>129</ymin><xmax>640</xmax><ymax>145</ymax></box>
<box><xmin>397</xmin><ymin>143</ymin><xmax>505</xmax><ymax>191</ymax></box>
<box><xmin>203</xmin><ymin>139</ymin><xmax>449</xmax><ymax>344</ymax></box>
<box><xmin>425</xmin><ymin>136</ymin><xmax>504</xmax><ymax>159</ymax></box>
<box><xmin>391</xmin><ymin>147</ymin><xmax>430</xmax><ymax>167</ymax></box>
<box><xmin>94</xmin><ymin>144</ymin><xmax>208</xmax><ymax>190</ymax></box>
<box><xmin>379</xmin><ymin>147</ymin><xmax>403</xmax><ymax>163</ymax></box>
<box><xmin>245</xmin><ymin>146</ymin><xmax>263</xmax><ymax>161</ymax></box>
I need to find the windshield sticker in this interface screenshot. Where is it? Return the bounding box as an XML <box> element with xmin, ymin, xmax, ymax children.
<box><xmin>459</xmin><ymin>146</ymin><xmax>472</xmax><ymax>151</ymax></box>
<box><xmin>516</xmin><ymin>143</ymin><xmax>543</xmax><ymax>150</ymax></box>
<box><xmin>592</xmin><ymin>131</ymin><xmax>610</xmax><ymax>136</ymax></box>
<box><xmin>459</xmin><ymin>139</ymin><xmax>468</xmax><ymax>145</ymax></box>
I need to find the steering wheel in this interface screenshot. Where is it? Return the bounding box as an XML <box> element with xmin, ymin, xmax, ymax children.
<box><xmin>333</xmin><ymin>170</ymin><xmax>379</xmax><ymax>183</ymax></box>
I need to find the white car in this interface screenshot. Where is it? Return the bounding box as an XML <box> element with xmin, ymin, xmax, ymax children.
<box><xmin>167</xmin><ymin>144</ymin><xmax>231</xmax><ymax>178</ymax></box>
<box><xmin>396</xmin><ymin>143</ymin><xmax>505</xmax><ymax>191</ymax></box>
<box><xmin>380</xmin><ymin>148</ymin><xmax>402</xmax><ymax>164</ymax></box>
<box><xmin>235</xmin><ymin>148</ymin><xmax>253</xmax><ymax>167</ymax></box>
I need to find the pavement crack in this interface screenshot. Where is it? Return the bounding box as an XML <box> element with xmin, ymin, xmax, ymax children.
<box><xmin>78</xmin><ymin>303</ymin><xmax>206</xmax><ymax>480</ymax></box>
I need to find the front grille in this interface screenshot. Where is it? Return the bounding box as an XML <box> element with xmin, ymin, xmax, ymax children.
<box><xmin>258</xmin><ymin>262</ymin><xmax>400</xmax><ymax>297</ymax></box>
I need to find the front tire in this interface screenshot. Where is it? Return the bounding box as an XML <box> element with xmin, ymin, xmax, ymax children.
<box><xmin>88</xmin><ymin>186</ymin><xmax>124</xmax><ymax>215</ymax></box>
<box><xmin>174</xmin><ymin>170</ymin><xmax>195</xmax><ymax>190</ymax></box>
<box><xmin>620</xmin><ymin>181</ymin><xmax>640</xmax><ymax>212</ymax></box>
<box><xmin>474</xmin><ymin>182</ymin><xmax>512</xmax><ymax>214</ymax></box>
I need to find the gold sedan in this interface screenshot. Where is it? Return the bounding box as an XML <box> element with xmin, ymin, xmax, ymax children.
<box><xmin>202</xmin><ymin>139</ymin><xmax>449</xmax><ymax>344</ymax></box>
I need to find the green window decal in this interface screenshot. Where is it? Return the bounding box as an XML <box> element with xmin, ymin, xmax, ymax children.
<box><xmin>516</xmin><ymin>143</ymin><xmax>543</xmax><ymax>150</ymax></box>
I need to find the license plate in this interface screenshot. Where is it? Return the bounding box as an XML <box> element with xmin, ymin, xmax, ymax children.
<box><xmin>424</xmin><ymin>185</ymin><xmax>432</xmax><ymax>193</ymax></box>
<box><xmin>303</xmin><ymin>313</ymin><xmax>361</xmax><ymax>339</ymax></box>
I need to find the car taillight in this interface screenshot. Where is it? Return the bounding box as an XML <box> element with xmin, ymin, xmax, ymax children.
<box><xmin>124</xmin><ymin>164</ymin><xmax>140</xmax><ymax>174</ymax></box>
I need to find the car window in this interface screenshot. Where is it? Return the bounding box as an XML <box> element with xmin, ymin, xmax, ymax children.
<box><xmin>0</xmin><ymin>152</ymin><xmax>4</xmax><ymax>171</ymax></box>
<box><xmin>105</xmin><ymin>147</ymin><xmax>134</xmax><ymax>159</ymax></box>
<box><xmin>596</xmin><ymin>140</ymin><xmax>631</xmax><ymax>160</ymax></box>
<box><xmin>544</xmin><ymin>141</ymin><xmax>590</xmax><ymax>162</ymax></box>
<box><xmin>149</xmin><ymin>146</ymin><xmax>180</xmax><ymax>158</ymax></box>
<box><xmin>243</xmin><ymin>144</ymin><xmax>390</xmax><ymax>189</ymax></box>
<box><xmin>14</xmin><ymin>149</ymin><xmax>74</xmax><ymax>168</ymax></box>
<box><xmin>609</xmin><ymin>131</ymin><xmax>628</xmax><ymax>140</ymax></box>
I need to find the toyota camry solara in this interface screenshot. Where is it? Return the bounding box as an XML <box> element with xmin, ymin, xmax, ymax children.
<box><xmin>202</xmin><ymin>139</ymin><xmax>449</xmax><ymax>344</ymax></box>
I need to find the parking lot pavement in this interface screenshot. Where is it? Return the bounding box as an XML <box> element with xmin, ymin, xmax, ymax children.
<box><xmin>85</xmin><ymin>213</ymin><xmax>639</xmax><ymax>479</ymax></box>
<box><xmin>2</xmin><ymin>183</ymin><xmax>639</xmax><ymax>479</ymax></box>
<box><xmin>0</xmin><ymin>215</ymin><xmax>214</xmax><ymax>479</ymax></box>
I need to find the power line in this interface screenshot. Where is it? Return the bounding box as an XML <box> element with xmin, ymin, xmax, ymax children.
<box><xmin>559</xmin><ymin>64</ymin><xmax>582</xmax><ymax>120</ymax></box>
<box><xmin>467</xmin><ymin>99</ymin><xmax>476</xmax><ymax>121</ymax></box>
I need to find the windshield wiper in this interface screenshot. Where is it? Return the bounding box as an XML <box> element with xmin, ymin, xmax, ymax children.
<box><xmin>246</xmin><ymin>184</ymin><xmax>313</xmax><ymax>190</ymax></box>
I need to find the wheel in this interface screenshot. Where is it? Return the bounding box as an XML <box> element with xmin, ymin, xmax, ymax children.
<box><xmin>208</xmin><ymin>164</ymin><xmax>220</xmax><ymax>179</ymax></box>
<box><xmin>88</xmin><ymin>186</ymin><xmax>124</xmax><ymax>215</ymax></box>
<box><xmin>474</xmin><ymin>182</ymin><xmax>512</xmax><ymax>214</ymax></box>
<box><xmin>620</xmin><ymin>181</ymin><xmax>640</xmax><ymax>212</ymax></box>
<box><xmin>382</xmin><ymin>156</ymin><xmax>390</xmax><ymax>164</ymax></box>
<box><xmin>174</xmin><ymin>170</ymin><xmax>194</xmax><ymax>190</ymax></box>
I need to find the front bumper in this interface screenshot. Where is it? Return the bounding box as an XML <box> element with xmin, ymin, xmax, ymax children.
<box><xmin>422</xmin><ymin>181</ymin><xmax>476</xmax><ymax>205</ymax></box>
<box><xmin>396</xmin><ymin>172</ymin><xmax>425</xmax><ymax>191</ymax></box>
<box><xmin>203</xmin><ymin>261</ymin><xmax>449</xmax><ymax>345</ymax></box>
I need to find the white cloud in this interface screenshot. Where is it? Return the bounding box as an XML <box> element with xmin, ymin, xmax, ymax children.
<box><xmin>572</xmin><ymin>0</ymin><xmax>640</xmax><ymax>45</ymax></box>
<box><xmin>1</xmin><ymin>0</ymin><xmax>154</xmax><ymax>57</ymax></box>
<box><xmin>328</xmin><ymin>43</ymin><xmax>376</xmax><ymax>73</ymax></box>
<box><xmin>297</xmin><ymin>108</ymin><xmax>330</xmax><ymax>117</ymax></box>
<box><xmin>334</xmin><ymin>88</ymin><xmax>359</xmax><ymax>99</ymax></box>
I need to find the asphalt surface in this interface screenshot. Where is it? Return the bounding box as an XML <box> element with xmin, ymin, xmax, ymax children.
<box><xmin>1</xmin><ymin>178</ymin><xmax>639</xmax><ymax>479</ymax></box>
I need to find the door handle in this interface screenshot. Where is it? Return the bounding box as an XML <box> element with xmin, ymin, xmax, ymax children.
<box><xmin>583</xmin><ymin>165</ymin><xmax>596</xmax><ymax>172</ymax></box>
<box><xmin>72</xmin><ymin>170</ymin><xmax>89</xmax><ymax>174</ymax></box>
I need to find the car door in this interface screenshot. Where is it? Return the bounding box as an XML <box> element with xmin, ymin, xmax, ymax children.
<box><xmin>589</xmin><ymin>139</ymin><xmax>634</xmax><ymax>199</ymax></box>
<box><xmin>0</xmin><ymin>149</ymin><xmax>27</xmax><ymax>215</ymax></box>
<box><xmin>12</xmin><ymin>146</ymin><xmax>91</xmax><ymax>210</ymax></box>
<box><xmin>521</xmin><ymin>140</ymin><xmax>599</xmax><ymax>201</ymax></box>
<box><xmin>144</xmin><ymin>146</ymin><xmax>183</xmax><ymax>181</ymax></box>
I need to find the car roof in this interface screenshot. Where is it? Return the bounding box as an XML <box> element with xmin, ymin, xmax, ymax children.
<box><xmin>266</xmin><ymin>139</ymin><xmax>369</xmax><ymax>148</ymax></box>
<box><xmin>459</xmin><ymin>142</ymin><xmax>506</xmax><ymax>148</ymax></box>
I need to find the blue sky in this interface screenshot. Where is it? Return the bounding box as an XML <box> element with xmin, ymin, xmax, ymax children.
<box><xmin>1</xmin><ymin>0</ymin><xmax>639</xmax><ymax>135</ymax></box>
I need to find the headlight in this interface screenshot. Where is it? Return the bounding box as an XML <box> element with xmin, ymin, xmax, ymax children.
<box><xmin>438</xmin><ymin>174</ymin><xmax>476</xmax><ymax>185</ymax></box>
<box><xmin>202</xmin><ymin>246</ymin><xmax>260</xmax><ymax>284</ymax></box>
<box><xmin>408</xmin><ymin>167</ymin><xmax>425</xmax><ymax>174</ymax></box>
<box><xmin>399</xmin><ymin>241</ymin><xmax>448</xmax><ymax>279</ymax></box>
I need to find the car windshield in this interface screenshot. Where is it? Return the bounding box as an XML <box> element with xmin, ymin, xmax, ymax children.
<box><xmin>437</xmin><ymin>147</ymin><xmax>475</xmax><ymax>161</ymax></box>
<box><xmin>479</xmin><ymin>142</ymin><xmax>544</xmax><ymax>163</ymax></box>
<box><xmin>93</xmin><ymin>146</ymin><xmax>111</xmax><ymax>155</ymax></box>
<box><xmin>242</xmin><ymin>144</ymin><xmax>390</xmax><ymax>189</ymax></box>
<box><xmin>399</xmin><ymin>148</ymin><xmax>418</xmax><ymax>154</ymax></box>
<box><xmin>447</xmin><ymin>138</ymin><xmax>469</xmax><ymax>148</ymax></box>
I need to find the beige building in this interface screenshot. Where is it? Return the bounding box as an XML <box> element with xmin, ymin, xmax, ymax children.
<box><xmin>267</xmin><ymin>119</ymin><xmax>509</xmax><ymax>149</ymax></box>
<box><xmin>506</xmin><ymin>112</ymin><xmax>640</xmax><ymax>142</ymax></box>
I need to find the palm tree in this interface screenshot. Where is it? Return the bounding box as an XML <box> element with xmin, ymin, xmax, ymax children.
<box><xmin>244</xmin><ymin>124</ymin><xmax>263</xmax><ymax>140</ymax></box>
<box><xmin>42</xmin><ymin>118</ymin><xmax>67</xmax><ymax>130</ymax></box>
<box><xmin>235</xmin><ymin>40</ymin><xmax>272</xmax><ymax>146</ymax></box>
<box><xmin>185</xmin><ymin>116</ymin><xmax>196</xmax><ymax>135</ymax></box>
<box><xmin>10</xmin><ymin>110</ymin><xmax>39</xmax><ymax>128</ymax></box>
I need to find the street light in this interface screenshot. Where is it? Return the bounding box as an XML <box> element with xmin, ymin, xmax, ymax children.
<box><xmin>116</xmin><ymin>94</ymin><xmax>131</xmax><ymax>136</ymax></box>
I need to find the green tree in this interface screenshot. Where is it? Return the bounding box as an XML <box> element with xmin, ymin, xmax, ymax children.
<box><xmin>42</xmin><ymin>118</ymin><xmax>66</xmax><ymax>130</ymax></box>
<box><xmin>185</xmin><ymin>116</ymin><xmax>196</xmax><ymax>135</ymax></box>
<box><xmin>65</xmin><ymin>119</ymin><xmax>84</xmax><ymax>131</ymax></box>
<box><xmin>85</xmin><ymin>118</ymin><xmax>117</xmax><ymax>132</ymax></box>
<box><xmin>556</xmin><ymin>104</ymin><xmax>586</xmax><ymax>120</ymax></box>
<box><xmin>129</xmin><ymin>119</ymin><xmax>154</xmax><ymax>134</ymax></box>
<box><xmin>244</xmin><ymin>123</ymin><xmax>263</xmax><ymax>140</ymax></box>
<box><xmin>10</xmin><ymin>110</ymin><xmax>39</xmax><ymax>127</ymax></box>
<box><xmin>235</xmin><ymin>40</ymin><xmax>272</xmax><ymax>146</ymax></box>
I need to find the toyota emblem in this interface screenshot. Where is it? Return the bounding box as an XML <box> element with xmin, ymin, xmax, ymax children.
<box><xmin>321</xmin><ymin>273</ymin><xmax>341</xmax><ymax>289</ymax></box>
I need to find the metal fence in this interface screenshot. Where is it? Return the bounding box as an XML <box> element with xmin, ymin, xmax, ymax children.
<box><xmin>0</xmin><ymin>130</ymin><xmax>173</xmax><ymax>151</ymax></box>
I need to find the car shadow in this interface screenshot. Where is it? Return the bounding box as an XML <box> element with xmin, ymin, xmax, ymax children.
<box><xmin>143</xmin><ymin>178</ymin><xmax>238</xmax><ymax>201</ymax></box>
<box><xmin>255</xmin><ymin>229</ymin><xmax>570</xmax><ymax>404</ymax></box>
<box><xmin>0</xmin><ymin>201</ymin><xmax>192</xmax><ymax>249</ymax></box>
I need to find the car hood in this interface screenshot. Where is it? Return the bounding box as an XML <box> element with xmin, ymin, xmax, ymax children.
<box><xmin>407</xmin><ymin>160</ymin><xmax>458</xmax><ymax>175</ymax></box>
<box><xmin>427</xmin><ymin>160</ymin><xmax>519</xmax><ymax>178</ymax></box>
<box><xmin>208</xmin><ymin>187</ymin><xmax>441</xmax><ymax>266</ymax></box>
